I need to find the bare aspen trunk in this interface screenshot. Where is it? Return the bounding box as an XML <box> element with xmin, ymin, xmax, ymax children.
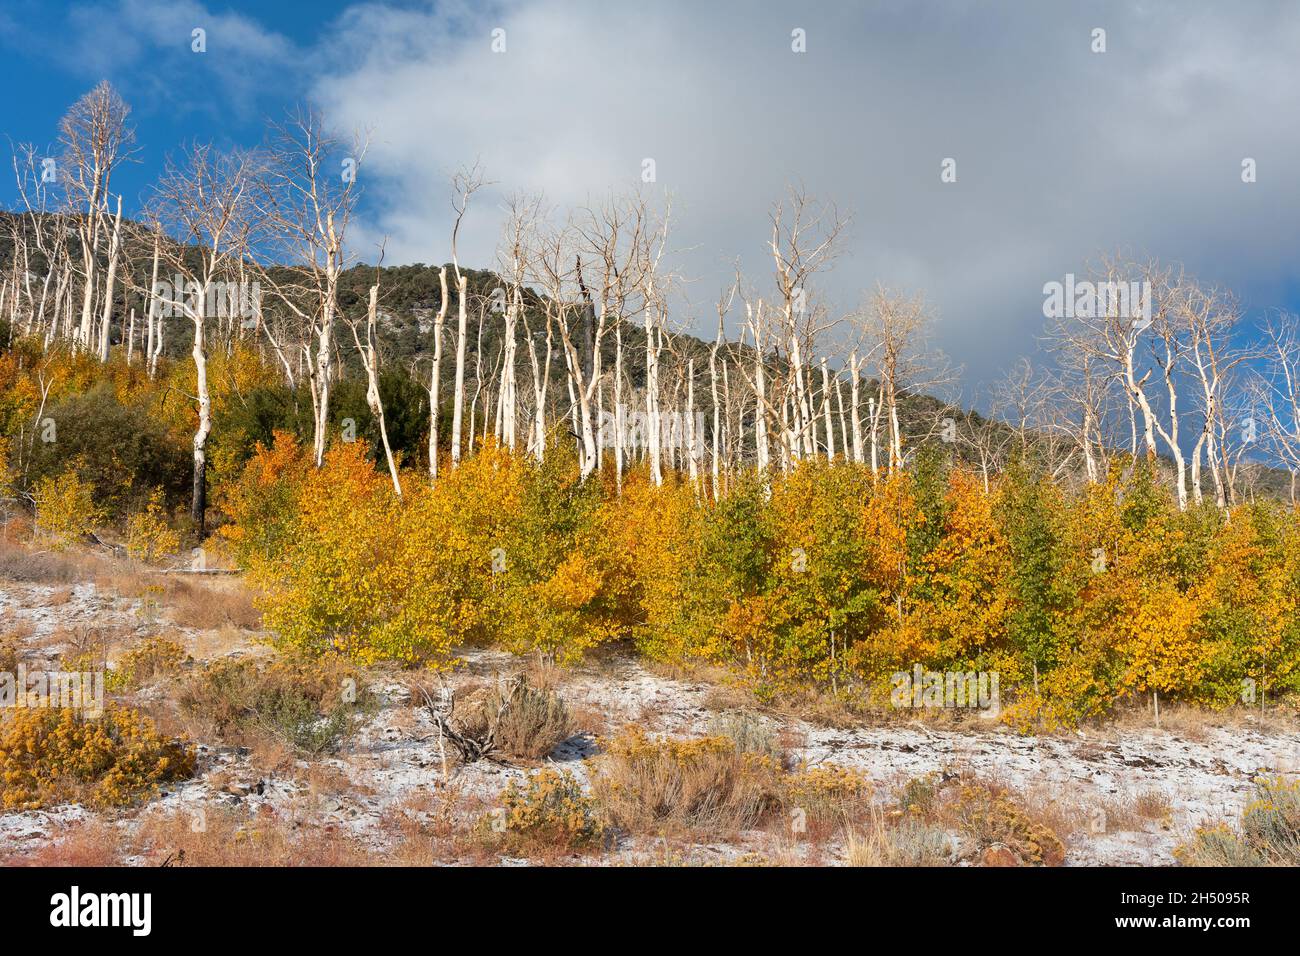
<box><xmin>835</xmin><ymin>374</ymin><xmax>849</xmax><ymax>457</ymax></box>
<box><xmin>889</xmin><ymin>397</ymin><xmax>903</xmax><ymax>471</ymax></box>
<box><xmin>710</xmin><ymin>340</ymin><xmax>721</xmax><ymax>498</ymax></box>
<box><xmin>357</xmin><ymin>284</ymin><xmax>401</xmax><ymax>496</ymax></box>
<box><xmin>145</xmin><ymin>232</ymin><xmax>161</xmax><ymax>378</ymax></box>
<box><xmin>749</xmin><ymin>303</ymin><xmax>769</xmax><ymax>472</ymax></box>
<box><xmin>313</xmin><ymin>296</ymin><xmax>335</xmax><ymax>467</ymax></box>
<box><xmin>614</xmin><ymin>320</ymin><xmax>625</xmax><ymax>485</ymax></box>
<box><xmin>721</xmin><ymin>358</ymin><xmax>733</xmax><ymax>487</ymax></box>
<box><xmin>150</xmin><ymin>297</ymin><xmax>164</xmax><ymax>377</ymax></box>
<box><xmin>687</xmin><ymin>358</ymin><xmax>699</xmax><ymax>483</ymax></box>
<box><xmin>850</xmin><ymin>352</ymin><xmax>864</xmax><ymax>464</ymax></box>
<box><xmin>820</xmin><ymin>358</ymin><xmax>835</xmax><ymax>460</ymax></box>
<box><xmin>780</xmin><ymin>393</ymin><xmax>792</xmax><ymax>474</ymax></box>
<box><xmin>596</xmin><ymin>378</ymin><xmax>605</xmax><ymax>472</ymax></box>
<box><xmin>96</xmin><ymin>197</ymin><xmax>123</xmax><ymax>362</ymax></box>
<box><xmin>191</xmin><ymin>293</ymin><xmax>211</xmax><ymax>536</ymax></box>
<box><xmin>500</xmin><ymin>297</ymin><xmax>518</xmax><ymax>452</ymax></box>
<box><xmin>526</xmin><ymin>313</ymin><xmax>552</xmax><ymax>462</ymax></box>
<box><xmin>450</xmin><ymin>273</ymin><xmax>468</xmax><ymax>467</ymax></box>
<box><xmin>645</xmin><ymin>291</ymin><xmax>662</xmax><ymax>485</ymax></box>
<box><xmin>869</xmin><ymin>394</ymin><xmax>881</xmax><ymax>475</ymax></box>
<box><xmin>428</xmin><ymin>267</ymin><xmax>449</xmax><ymax>478</ymax></box>
<box><xmin>76</xmin><ymin>217</ymin><xmax>100</xmax><ymax>350</ymax></box>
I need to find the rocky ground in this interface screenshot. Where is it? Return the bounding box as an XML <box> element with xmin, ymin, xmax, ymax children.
<box><xmin>1</xmin><ymin>566</ymin><xmax>1297</xmax><ymax>866</ymax></box>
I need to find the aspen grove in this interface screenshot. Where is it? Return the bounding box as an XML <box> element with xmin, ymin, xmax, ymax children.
<box><xmin>3</xmin><ymin>84</ymin><xmax>1300</xmax><ymax>731</ymax></box>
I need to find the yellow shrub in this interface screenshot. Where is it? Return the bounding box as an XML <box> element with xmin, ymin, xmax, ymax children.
<box><xmin>32</xmin><ymin>470</ymin><xmax>104</xmax><ymax>549</ymax></box>
<box><xmin>0</xmin><ymin>706</ymin><xmax>195</xmax><ymax>809</ymax></box>
<box><xmin>125</xmin><ymin>489</ymin><xmax>181</xmax><ymax>563</ymax></box>
<box><xmin>496</xmin><ymin>769</ymin><xmax>605</xmax><ymax>847</ymax></box>
<box><xmin>785</xmin><ymin>763</ymin><xmax>874</xmax><ymax>824</ymax></box>
<box><xmin>950</xmin><ymin>782</ymin><xmax>1065</xmax><ymax>866</ymax></box>
<box><xmin>107</xmin><ymin>636</ymin><xmax>188</xmax><ymax>691</ymax></box>
<box><xmin>1176</xmin><ymin>776</ymin><xmax>1300</xmax><ymax>866</ymax></box>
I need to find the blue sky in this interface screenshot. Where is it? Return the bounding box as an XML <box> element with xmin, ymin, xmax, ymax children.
<box><xmin>0</xmin><ymin>0</ymin><xmax>358</xmax><ymax>211</ymax></box>
<box><xmin>3</xmin><ymin>0</ymin><xmax>1300</xmax><ymax>403</ymax></box>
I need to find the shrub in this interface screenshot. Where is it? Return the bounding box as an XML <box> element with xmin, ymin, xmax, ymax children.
<box><xmin>179</xmin><ymin>653</ymin><xmax>370</xmax><ymax>754</ymax></box>
<box><xmin>1174</xmin><ymin>824</ymin><xmax>1266</xmax><ymax>866</ymax></box>
<box><xmin>457</xmin><ymin>676</ymin><xmax>573</xmax><ymax>760</ymax></box>
<box><xmin>706</xmin><ymin>710</ymin><xmax>780</xmax><ymax>760</ymax></box>
<box><xmin>0</xmin><ymin>705</ymin><xmax>194</xmax><ymax>809</ymax></box>
<box><xmin>107</xmin><ymin>636</ymin><xmax>188</xmax><ymax>692</ymax></box>
<box><xmin>784</xmin><ymin>763</ymin><xmax>873</xmax><ymax>826</ymax></box>
<box><xmin>1242</xmin><ymin>777</ymin><xmax>1300</xmax><ymax>863</ymax></box>
<box><xmin>0</xmin><ymin>630</ymin><xmax>23</xmax><ymax>674</ymax></box>
<box><xmin>949</xmin><ymin>781</ymin><xmax>1066</xmax><ymax>866</ymax></box>
<box><xmin>25</xmin><ymin>382</ymin><xmax>189</xmax><ymax>517</ymax></box>
<box><xmin>847</xmin><ymin>814</ymin><xmax>953</xmax><ymax>867</ymax></box>
<box><xmin>32</xmin><ymin>469</ymin><xmax>104</xmax><ymax>549</ymax></box>
<box><xmin>591</xmin><ymin>727</ymin><xmax>778</xmax><ymax>832</ymax></box>
<box><xmin>495</xmin><ymin>769</ymin><xmax>606</xmax><ymax>848</ymax></box>
<box><xmin>125</xmin><ymin>489</ymin><xmax>181</xmax><ymax>563</ymax></box>
<box><xmin>1176</xmin><ymin>777</ymin><xmax>1300</xmax><ymax>866</ymax></box>
<box><xmin>898</xmin><ymin>772</ymin><xmax>943</xmax><ymax>817</ymax></box>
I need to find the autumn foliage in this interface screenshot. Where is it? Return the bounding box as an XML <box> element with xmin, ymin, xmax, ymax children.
<box><xmin>217</xmin><ymin>432</ymin><xmax>1300</xmax><ymax>727</ymax></box>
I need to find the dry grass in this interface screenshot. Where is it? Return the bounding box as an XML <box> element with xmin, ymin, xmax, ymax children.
<box><xmin>700</xmin><ymin>680</ymin><xmax>756</xmax><ymax>714</ymax></box>
<box><xmin>187</xmin><ymin>624</ymin><xmax>268</xmax><ymax>661</ymax></box>
<box><xmin>128</xmin><ymin>806</ymin><xmax>376</xmax><ymax>866</ymax></box>
<box><xmin>162</xmin><ymin>578</ymin><xmax>261</xmax><ymax>631</ymax></box>
<box><xmin>0</xmin><ymin>540</ymin><xmax>99</xmax><ymax>583</ymax></box>
<box><xmin>1106</xmin><ymin>697</ymin><xmax>1300</xmax><ymax>740</ymax></box>
<box><xmin>846</xmin><ymin>807</ymin><xmax>953</xmax><ymax>866</ymax></box>
<box><xmin>55</xmin><ymin>623</ymin><xmax>132</xmax><ymax>672</ymax></box>
<box><xmin>1093</xmin><ymin>787</ymin><xmax>1174</xmax><ymax>833</ymax></box>
<box><xmin>39</xmin><ymin>586</ymin><xmax>73</xmax><ymax>606</ymax></box>
<box><xmin>567</xmin><ymin>701</ymin><xmax>612</xmax><ymax>739</ymax></box>
<box><xmin>591</xmin><ymin>727</ymin><xmax>779</xmax><ymax>835</ymax></box>
<box><xmin>8</xmin><ymin>820</ymin><xmax>125</xmax><ymax>867</ymax></box>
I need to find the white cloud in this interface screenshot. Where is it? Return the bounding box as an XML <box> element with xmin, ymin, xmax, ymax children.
<box><xmin>50</xmin><ymin>0</ymin><xmax>1298</xmax><ymax>396</ymax></box>
<box><xmin>56</xmin><ymin>0</ymin><xmax>301</xmax><ymax>116</ymax></box>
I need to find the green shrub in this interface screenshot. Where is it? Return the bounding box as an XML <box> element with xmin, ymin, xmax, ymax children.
<box><xmin>27</xmin><ymin>383</ymin><xmax>189</xmax><ymax>518</ymax></box>
<box><xmin>179</xmin><ymin>654</ymin><xmax>371</xmax><ymax>754</ymax></box>
<box><xmin>1177</xmin><ymin>777</ymin><xmax>1300</xmax><ymax>866</ymax></box>
<box><xmin>706</xmin><ymin>710</ymin><xmax>780</xmax><ymax>760</ymax></box>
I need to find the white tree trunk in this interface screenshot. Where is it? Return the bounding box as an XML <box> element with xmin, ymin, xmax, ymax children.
<box><xmin>450</xmin><ymin>273</ymin><xmax>469</xmax><ymax>467</ymax></box>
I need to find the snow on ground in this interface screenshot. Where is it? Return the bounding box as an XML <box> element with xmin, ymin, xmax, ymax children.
<box><xmin>2</xmin><ymin>573</ymin><xmax>1298</xmax><ymax>866</ymax></box>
